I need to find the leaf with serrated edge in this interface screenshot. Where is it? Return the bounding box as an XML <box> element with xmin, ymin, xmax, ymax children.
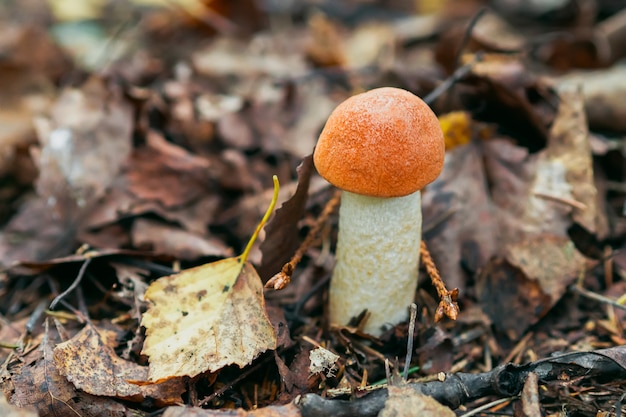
<box><xmin>141</xmin><ymin>258</ymin><xmax>276</xmax><ymax>382</ymax></box>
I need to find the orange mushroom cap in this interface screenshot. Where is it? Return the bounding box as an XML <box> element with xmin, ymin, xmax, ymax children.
<box><xmin>314</xmin><ymin>87</ymin><xmax>445</xmax><ymax>198</ymax></box>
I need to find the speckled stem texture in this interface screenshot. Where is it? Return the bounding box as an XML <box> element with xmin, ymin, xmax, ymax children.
<box><xmin>329</xmin><ymin>190</ymin><xmax>421</xmax><ymax>335</ymax></box>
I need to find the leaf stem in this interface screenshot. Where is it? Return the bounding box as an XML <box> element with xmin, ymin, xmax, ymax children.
<box><xmin>240</xmin><ymin>175</ymin><xmax>280</xmax><ymax>263</ymax></box>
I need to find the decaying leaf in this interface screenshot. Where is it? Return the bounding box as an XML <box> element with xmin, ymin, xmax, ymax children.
<box><xmin>141</xmin><ymin>257</ymin><xmax>277</xmax><ymax>381</ymax></box>
<box><xmin>32</xmin><ymin>75</ymin><xmax>133</xmax><ymax>210</ymax></box>
<box><xmin>53</xmin><ymin>325</ymin><xmax>185</xmax><ymax>405</ymax></box>
<box><xmin>259</xmin><ymin>154</ymin><xmax>313</xmax><ymax>281</ymax></box>
<box><xmin>558</xmin><ymin>66</ymin><xmax>626</xmax><ymax>133</ymax></box>
<box><xmin>131</xmin><ymin>218</ymin><xmax>233</xmax><ymax>261</ymax></box>
<box><xmin>11</xmin><ymin>320</ymin><xmax>130</xmax><ymax>417</ymax></box>
<box><xmin>140</xmin><ymin>177</ymin><xmax>280</xmax><ymax>381</ymax></box>
<box><xmin>309</xmin><ymin>346</ymin><xmax>339</xmax><ymax>377</ymax></box>
<box><xmin>476</xmin><ymin>235</ymin><xmax>586</xmax><ymax>339</ymax></box>
<box><xmin>422</xmin><ymin>141</ymin><xmax>499</xmax><ymax>293</ymax></box>
<box><xmin>379</xmin><ymin>384</ymin><xmax>455</xmax><ymax>417</ymax></box>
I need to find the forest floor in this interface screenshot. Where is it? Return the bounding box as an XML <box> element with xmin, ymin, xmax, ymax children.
<box><xmin>1</xmin><ymin>1</ymin><xmax>626</xmax><ymax>416</ymax></box>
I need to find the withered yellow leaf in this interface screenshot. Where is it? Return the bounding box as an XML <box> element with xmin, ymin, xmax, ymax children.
<box><xmin>141</xmin><ymin>176</ymin><xmax>280</xmax><ymax>382</ymax></box>
<box><xmin>141</xmin><ymin>259</ymin><xmax>276</xmax><ymax>381</ymax></box>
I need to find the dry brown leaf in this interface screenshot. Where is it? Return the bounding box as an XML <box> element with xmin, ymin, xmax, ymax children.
<box><xmin>0</xmin><ymin>66</ymin><xmax>51</xmax><ymax>177</ymax></box>
<box><xmin>259</xmin><ymin>155</ymin><xmax>313</xmax><ymax>281</ymax></box>
<box><xmin>470</xmin><ymin>11</ymin><xmax>525</xmax><ymax>52</ymax></box>
<box><xmin>33</xmin><ymin>75</ymin><xmax>133</xmax><ymax>211</ymax></box>
<box><xmin>126</xmin><ymin>130</ymin><xmax>215</xmax><ymax>208</ymax></box>
<box><xmin>476</xmin><ymin>235</ymin><xmax>586</xmax><ymax>339</ymax></box>
<box><xmin>11</xmin><ymin>321</ymin><xmax>130</xmax><ymax>417</ymax></box>
<box><xmin>379</xmin><ymin>384</ymin><xmax>455</xmax><ymax>417</ymax></box>
<box><xmin>192</xmin><ymin>36</ymin><xmax>307</xmax><ymax>79</ymax></box>
<box><xmin>277</xmin><ymin>81</ymin><xmax>337</xmax><ymax>158</ymax></box>
<box><xmin>0</xmin><ymin>198</ymin><xmax>70</xmax><ymax>266</ymax></box>
<box><xmin>558</xmin><ymin>66</ymin><xmax>626</xmax><ymax>133</ymax></box>
<box><xmin>305</xmin><ymin>12</ymin><xmax>346</xmax><ymax>68</ymax></box>
<box><xmin>132</xmin><ymin>218</ymin><xmax>233</xmax><ymax>260</ymax></box>
<box><xmin>422</xmin><ymin>141</ymin><xmax>499</xmax><ymax>292</ymax></box>
<box><xmin>461</xmin><ymin>54</ymin><xmax>555</xmax><ymax>150</ymax></box>
<box><xmin>505</xmin><ymin>235</ymin><xmax>586</xmax><ymax>307</ymax></box>
<box><xmin>542</xmin><ymin>87</ymin><xmax>604</xmax><ymax>236</ymax></box>
<box><xmin>484</xmin><ymin>88</ymin><xmax>605</xmax><ymax>244</ymax></box>
<box><xmin>53</xmin><ymin>325</ymin><xmax>185</xmax><ymax>405</ymax></box>
<box><xmin>0</xmin><ymin>24</ymin><xmax>71</xmax><ymax>80</ymax></box>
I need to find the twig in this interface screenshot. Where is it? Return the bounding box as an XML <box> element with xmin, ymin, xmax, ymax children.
<box><xmin>198</xmin><ymin>355</ymin><xmax>274</xmax><ymax>407</ymax></box>
<box><xmin>266</xmin><ymin>190</ymin><xmax>341</xmax><ymax>290</ymax></box>
<box><xmin>452</xmin><ymin>7</ymin><xmax>489</xmax><ymax>71</ymax></box>
<box><xmin>420</xmin><ymin>241</ymin><xmax>459</xmax><ymax>322</ymax></box>
<box><xmin>423</xmin><ymin>58</ymin><xmax>479</xmax><ymax>106</ymax></box>
<box><xmin>423</xmin><ymin>6</ymin><xmax>489</xmax><ymax>106</ymax></box>
<box><xmin>459</xmin><ymin>396</ymin><xmax>518</xmax><ymax>417</ymax></box>
<box><xmin>49</xmin><ymin>257</ymin><xmax>93</xmax><ymax>310</ymax></box>
<box><xmin>533</xmin><ymin>191</ymin><xmax>587</xmax><ymax>210</ymax></box>
<box><xmin>569</xmin><ymin>284</ymin><xmax>626</xmax><ymax>312</ymax></box>
<box><xmin>298</xmin><ymin>347</ymin><xmax>626</xmax><ymax>416</ymax></box>
<box><xmin>402</xmin><ymin>303</ymin><xmax>418</xmax><ymax>381</ymax></box>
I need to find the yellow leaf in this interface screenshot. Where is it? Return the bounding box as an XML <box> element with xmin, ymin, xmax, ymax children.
<box><xmin>439</xmin><ymin>111</ymin><xmax>473</xmax><ymax>150</ymax></box>
<box><xmin>141</xmin><ymin>176</ymin><xmax>280</xmax><ymax>382</ymax></box>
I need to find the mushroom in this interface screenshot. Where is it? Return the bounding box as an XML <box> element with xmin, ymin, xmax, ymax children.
<box><xmin>313</xmin><ymin>87</ymin><xmax>445</xmax><ymax>335</ymax></box>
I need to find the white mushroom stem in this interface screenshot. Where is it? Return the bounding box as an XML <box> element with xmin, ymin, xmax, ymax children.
<box><xmin>329</xmin><ymin>190</ymin><xmax>422</xmax><ymax>336</ymax></box>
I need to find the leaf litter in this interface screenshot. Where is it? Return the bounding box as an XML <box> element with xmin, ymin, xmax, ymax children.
<box><xmin>0</xmin><ymin>1</ymin><xmax>626</xmax><ymax>416</ymax></box>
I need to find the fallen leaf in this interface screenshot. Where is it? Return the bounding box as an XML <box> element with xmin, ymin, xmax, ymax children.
<box><xmin>53</xmin><ymin>325</ymin><xmax>185</xmax><ymax>405</ymax></box>
<box><xmin>10</xmin><ymin>320</ymin><xmax>131</xmax><ymax>417</ymax></box>
<box><xmin>305</xmin><ymin>12</ymin><xmax>346</xmax><ymax>68</ymax></box>
<box><xmin>161</xmin><ymin>402</ymin><xmax>301</xmax><ymax>417</ymax></box>
<box><xmin>309</xmin><ymin>346</ymin><xmax>339</xmax><ymax>377</ymax></box>
<box><xmin>379</xmin><ymin>383</ymin><xmax>455</xmax><ymax>417</ymax></box>
<box><xmin>461</xmin><ymin>54</ymin><xmax>556</xmax><ymax>150</ymax></box>
<box><xmin>422</xmin><ymin>141</ymin><xmax>499</xmax><ymax>292</ymax></box>
<box><xmin>33</xmin><ymin>75</ymin><xmax>133</xmax><ymax>211</ymax></box>
<box><xmin>557</xmin><ymin>67</ymin><xmax>626</xmax><ymax>132</ymax></box>
<box><xmin>0</xmin><ymin>198</ymin><xmax>72</xmax><ymax>267</ymax></box>
<box><xmin>259</xmin><ymin>155</ymin><xmax>313</xmax><ymax>281</ymax></box>
<box><xmin>192</xmin><ymin>36</ymin><xmax>307</xmax><ymax>79</ymax></box>
<box><xmin>470</xmin><ymin>11</ymin><xmax>525</xmax><ymax>53</ymax></box>
<box><xmin>476</xmin><ymin>235</ymin><xmax>586</xmax><ymax>339</ymax></box>
<box><xmin>141</xmin><ymin>253</ymin><xmax>276</xmax><ymax>381</ymax></box>
<box><xmin>439</xmin><ymin>111</ymin><xmax>473</xmax><ymax>150</ymax></box>
<box><xmin>483</xmin><ymin>88</ymin><xmax>606</xmax><ymax>245</ymax></box>
<box><xmin>132</xmin><ymin>218</ymin><xmax>233</xmax><ymax>260</ymax></box>
<box><xmin>126</xmin><ymin>130</ymin><xmax>215</xmax><ymax>208</ymax></box>
<box><xmin>542</xmin><ymin>87</ymin><xmax>604</xmax><ymax>236</ymax></box>
<box><xmin>140</xmin><ymin>177</ymin><xmax>280</xmax><ymax>381</ymax></box>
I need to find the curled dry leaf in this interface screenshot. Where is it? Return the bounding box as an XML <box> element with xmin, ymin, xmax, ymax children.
<box><xmin>53</xmin><ymin>325</ymin><xmax>185</xmax><ymax>406</ymax></box>
<box><xmin>259</xmin><ymin>154</ymin><xmax>313</xmax><ymax>281</ymax></box>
